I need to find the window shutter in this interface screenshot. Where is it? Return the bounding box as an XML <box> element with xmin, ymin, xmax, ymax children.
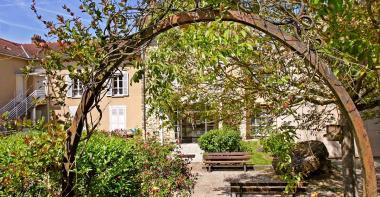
<box><xmin>68</xmin><ymin>106</ymin><xmax>78</xmax><ymax>117</ymax></box>
<box><xmin>65</xmin><ymin>75</ymin><xmax>72</xmax><ymax>98</ymax></box>
<box><xmin>122</xmin><ymin>71</ymin><xmax>129</xmax><ymax>96</ymax></box>
<box><xmin>106</xmin><ymin>78</ymin><xmax>112</xmax><ymax>96</ymax></box>
<box><xmin>109</xmin><ymin>107</ymin><xmax>115</xmax><ymax>131</ymax></box>
<box><xmin>119</xmin><ymin>107</ymin><xmax>126</xmax><ymax>129</ymax></box>
<box><xmin>109</xmin><ymin>106</ymin><xmax>127</xmax><ymax>131</ymax></box>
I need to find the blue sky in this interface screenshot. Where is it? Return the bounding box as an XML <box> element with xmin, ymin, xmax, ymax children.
<box><xmin>0</xmin><ymin>0</ymin><xmax>87</xmax><ymax>43</ymax></box>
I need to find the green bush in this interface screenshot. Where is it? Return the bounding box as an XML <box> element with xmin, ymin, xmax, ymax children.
<box><xmin>74</xmin><ymin>133</ymin><xmax>140</xmax><ymax>196</ymax></box>
<box><xmin>0</xmin><ymin>131</ymin><xmax>195</xmax><ymax>196</ymax></box>
<box><xmin>198</xmin><ymin>127</ymin><xmax>241</xmax><ymax>152</ymax></box>
<box><xmin>260</xmin><ymin>127</ymin><xmax>301</xmax><ymax>192</ymax></box>
<box><xmin>0</xmin><ymin>130</ymin><xmax>63</xmax><ymax>195</ymax></box>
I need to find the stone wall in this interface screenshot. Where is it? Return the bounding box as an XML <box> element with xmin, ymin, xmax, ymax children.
<box><xmin>145</xmin><ymin>114</ymin><xmax>176</xmax><ymax>143</ymax></box>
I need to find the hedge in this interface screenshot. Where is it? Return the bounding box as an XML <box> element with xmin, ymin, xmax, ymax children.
<box><xmin>0</xmin><ymin>131</ymin><xmax>194</xmax><ymax>196</ymax></box>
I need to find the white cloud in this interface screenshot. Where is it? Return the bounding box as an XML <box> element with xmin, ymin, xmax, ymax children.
<box><xmin>0</xmin><ymin>0</ymin><xmax>52</xmax><ymax>7</ymax></box>
<box><xmin>0</xmin><ymin>18</ymin><xmax>43</xmax><ymax>31</ymax></box>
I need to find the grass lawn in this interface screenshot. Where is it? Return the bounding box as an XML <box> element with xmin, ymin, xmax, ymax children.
<box><xmin>240</xmin><ymin>140</ymin><xmax>272</xmax><ymax>165</ymax></box>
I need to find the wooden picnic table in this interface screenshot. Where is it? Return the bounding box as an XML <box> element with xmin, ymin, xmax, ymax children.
<box><xmin>230</xmin><ymin>181</ymin><xmax>308</xmax><ymax>196</ymax></box>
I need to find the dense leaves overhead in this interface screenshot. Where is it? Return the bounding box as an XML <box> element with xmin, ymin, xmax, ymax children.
<box><xmin>28</xmin><ymin>0</ymin><xmax>379</xmax><ymax>195</ymax></box>
<box><xmin>310</xmin><ymin>0</ymin><xmax>380</xmax><ymax>114</ymax></box>
<box><xmin>144</xmin><ymin>21</ymin><xmax>337</xmax><ymax>132</ymax></box>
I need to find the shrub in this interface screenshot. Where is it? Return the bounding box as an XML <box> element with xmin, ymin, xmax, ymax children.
<box><xmin>0</xmin><ymin>113</ymin><xmax>46</xmax><ymax>132</ymax></box>
<box><xmin>0</xmin><ymin>131</ymin><xmax>195</xmax><ymax>196</ymax></box>
<box><xmin>260</xmin><ymin>127</ymin><xmax>301</xmax><ymax>192</ymax></box>
<box><xmin>134</xmin><ymin>137</ymin><xmax>195</xmax><ymax>196</ymax></box>
<box><xmin>0</xmin><ymin>130</ymin><xmax>64</xmax><ymax>195</ymax></box>
<box><xmin>74</xmin><ymin>133</ymin><xmax>140</xmax><ymax>196</ymax></box>
<box><xmin>198</xmin><ymin>127</ymin><xmax>241</xmax><ymax>152</ymax></box>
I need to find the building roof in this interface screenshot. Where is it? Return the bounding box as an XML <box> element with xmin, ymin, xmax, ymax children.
<box><xmin>0</xmin><ymin>38</ymin><xmax>31</xmax><ymax>59</ymax></box>
<box><xmin>0</xmin><ymin>38</ymin><xmax>58</xmax><ymax>60</ymax></box>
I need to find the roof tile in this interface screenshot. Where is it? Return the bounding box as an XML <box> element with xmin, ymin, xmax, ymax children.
<box><xmin>0</xmin><ymin>38</ymin><xmax>59</xmax><ymax>59</ymax></box>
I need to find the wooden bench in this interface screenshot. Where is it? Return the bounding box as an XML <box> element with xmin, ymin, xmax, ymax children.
<box><xmin>203</xmin><ymin>152</ymin><xmax>252</xmax><ymax>172</ymax></box>
<box><xmin>230</xmin><ymin>181</ymin><xmax>307</xmax><ymax>197</ymax></box>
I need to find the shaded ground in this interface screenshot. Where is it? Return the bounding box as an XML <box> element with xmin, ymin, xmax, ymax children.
<box><xmin>184</xmin><ymin>143</ymin><xmax>380</xmax><ymax>196</ymax></box>
<box><xmin>190</xmin><ymin>160</ymin><xmax>379</xmax><ymax>197</ymax></box>
<box><xmin>190</xmin><ymin>163</ymin><xmax>300</xmax><ymax>197</ymax></box>
<box><xmin>190</xmin><ymin>162</ymin><xmax>265</xmax><ymax>197</ymax></box>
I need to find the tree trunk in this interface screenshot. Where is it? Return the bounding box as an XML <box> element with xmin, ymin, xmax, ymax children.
<box><xmin>60</xmin><ymin>68</ymin><xmax>113</xmax><ymax>196</ymax></box>
<box><xmin>341</xmin><ymin>116</ymin><xmax>356</xmax><ymax>197</ymax></box>
<box><xmin>61</xmin><ymin>89</ymin><xmax>95</xmax><ymax>196</ymax></box>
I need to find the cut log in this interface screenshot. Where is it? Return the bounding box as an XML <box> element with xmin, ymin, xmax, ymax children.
<box><xmin>272</xmin><ymin>140</ymin><xmax>330</xmax><ymax>178</ymax></box>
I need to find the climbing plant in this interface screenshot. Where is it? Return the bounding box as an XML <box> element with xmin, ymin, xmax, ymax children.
<box><xmin>30</xmin><ymin>0</ymin><xmax>378</xmax><ymax>195</ymax></box>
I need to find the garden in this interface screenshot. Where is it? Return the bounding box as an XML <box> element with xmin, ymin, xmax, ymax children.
<box><xmin>0</xmin><ymin>0</ymin><xmax>379</xmax><ymax>196</ymax></box>
<box><xmin>196</xmin><ymin>126</ymin><xmax>336</xmax><ymax>194</ymax></box>
<box><xmin>0</xmin><ymin>127</ymin><xmax>195</xmax><ymax>196</ymax></box>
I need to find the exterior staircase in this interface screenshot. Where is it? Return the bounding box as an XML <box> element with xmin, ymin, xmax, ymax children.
<box><xmin>0</xmin><ymin>89</ymin><xmax>45</xmax><ymax>119</ymax></box>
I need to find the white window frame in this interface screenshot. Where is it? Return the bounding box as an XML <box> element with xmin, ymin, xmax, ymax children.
<box><xmin>107</xmin><ymin>71</ymin><xmax>129</xmax><ymax>97</ymax></box>
<box><xmin>250</xmin><ymin>110</ymin><xmax>273</xmax><ymax>137</ymax></box>
<box><xmin>109</xmin><ymin>105</ymin><xmax>127</xmax><ymax>131</ymax></box>
<box><xmin>72</xmin><ymin>78</ymin><xmax>83</xmax><ymax>98</ymax></box>
<box><xmin>112</xmin><ymin>75</ymin><xmax>124</xmax><ymax>96</ymax></box>
<box><xmin>66</xmin><ymin>75</ymin><xmax>83</xmax><ymax>98</ymax></box>
<box><xmin>68</xmin><ymin>106</ymin><xmax>86</xmax><ymax>131</ymax></box>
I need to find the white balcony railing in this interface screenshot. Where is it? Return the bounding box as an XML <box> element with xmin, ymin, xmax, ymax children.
<box><xmin>0</xmin><ymin>89</ymin><xmax>46</xmax><ymax>119</ymax></box>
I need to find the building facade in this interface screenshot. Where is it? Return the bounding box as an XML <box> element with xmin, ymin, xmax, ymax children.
<box><xmin>0</xmin><ymin>37</ymin><xmax>379</xmax><ymax>157</ymax></box>
<box><xmin>55</xmin><ymin>68</ymin><xmax>144</xmax><ymax>132</ymax></box>
<box><xmin>0</xmin><ymin>38</ymin><xmax>144</xmax><ymax>133</ymax></box>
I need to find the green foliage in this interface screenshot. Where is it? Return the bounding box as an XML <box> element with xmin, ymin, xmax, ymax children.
<box><xmin>0</xmin><ymin>130</ymin><xmax>64</xmax><ymax>196</ymax></box>
<box><xmin>261</xmin><ymin>127</ymin><xmax>296</xmax><ymax>161</ymax></box>
<box><xmin>260</xmin><ymin>127</ymin><xmax>302</xmax><ymax>193</ymax></box>
<box><xmin>144</xmin><ymin>20</ymin><xmax>338</xmax><ymax>134</ymax></box>
<box><xmin>310</xmin><ymin>0</ymin><xmax>380</xmax><ymax>115</ymax></box>
<box><xmin>134</xmin><ymin>137</ymin><xmax>195</xmax><ymax>196</ymax></box>
<box><xmin>143</xmin><ymin>22</ymin><xmax>274</xmax><ymax>128</ymax></box>
<box><xmin>0</xmin><ymin>115</ymin><xmax>46</xmax><ymax>132</ymax></box>
<box><xmin>74</xmin><ymin>133</ymin><xmax>140</xmax><ymax>195</ymax></box>
<box><xmin>0</xmin><ymin>132</ymin><xmax>195</xmax><ymax>196</ymax></box>
<box><xmin>240</xmin><ymin>140</ymin><xmax>272</xmax><ymax>165</ymax></box>
<box><xmin>198</xmin><ymin>127</ymin><xmax>241</xmax><ymax>152</ymax></box>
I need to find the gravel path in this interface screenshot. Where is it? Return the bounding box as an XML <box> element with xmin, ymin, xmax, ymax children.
<box><xmin>178</xmin><ymin>143</ymin><xmax>204</xmax><ymax>162</ymax></box>
<box><xmin>182</xmin><ymin>145</ymin><xmax>380</xmax><ymax>196</ymax></box>
<box><xmin>190</xmin><ymin>163</ymin><xmax>273</xmax><ymax>197</ymax></box>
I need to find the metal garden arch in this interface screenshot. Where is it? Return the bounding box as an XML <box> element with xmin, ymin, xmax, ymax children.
<box><xmin>141</xmin><ymin>9</ymin><xmax>378</xmax><ymax>196</ymax></box>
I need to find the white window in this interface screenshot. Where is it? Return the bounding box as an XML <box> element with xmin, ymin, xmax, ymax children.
<box><xmin>107</xmin><ymin>71</ymin><xmax>129</xmax><ymax>97</ymax></box>
<box><xmin>68</xmin><ymin>106</ymin><xmax>78</xmax><ymax>117</ymax></box>
<box><xmin>250</xmin><ymin>110</ymin><xmax>273</xmax><ymax>136</ymax></box>
<box><xmin>72</xmin><ymin>78</ymin><xmax>83</xmax><ymax>97</ymax></box>
<box><xmin>65</xmin><ymin>75</ymin><xmax>83</xmax><ymax>98</ymax></box>
<box><xmin>112</xmin><ymin>75</ymin><xmax>123</xmax><ymax>95</ymax></box>
<box><xmin>68</xmin><ymin>106</ymin><xmax>86</xmax><ymax>131</ymax></box>
<box><xmin>109</xmin><ymin>105</ymin><xmax>127</xmax><ymax>131</ymax></box>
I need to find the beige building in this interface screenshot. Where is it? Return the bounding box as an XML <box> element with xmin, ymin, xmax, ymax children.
<box><xmin>0</xmin><ymin>37</ymin><xmax>379</xmax><ymax>157</ymax></box>
<box><xmin>0</xmin><ymin>38</ymin><xmax>47</xmax><ymax>122</ymax></box>
<box><xmin>0</xmin><ymin>38</ymin><xmax>144</xmax><ymax>132</ymax></box>
<box><xmin>56</xmin><ymin>68</ymin><xmax>144</xmax><ymax>132</ymax></box>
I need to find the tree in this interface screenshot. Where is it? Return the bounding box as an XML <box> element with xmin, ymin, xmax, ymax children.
<box><xmin>31</xmin><ymin>0</ymin><xmax>377</xmax><ymax>195</ymax></box>
<box><xmin>143</xmin><ymin>1</ymin><xmax>380</xmax><ymax>195</ymax></box>
<box><xmin>143</xmin><ymin>21</ymin><xmax>337</xmax><ymax>135</ymax></box>
<box><xmin>309</xmin><ymin>1</ymin><xmax>380</xmax><ymax>195</ymax></box>
<box><xmin>31</xmin><ymin>0</ymin><xmax>175</xmax><ymax>194</ymax></box>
